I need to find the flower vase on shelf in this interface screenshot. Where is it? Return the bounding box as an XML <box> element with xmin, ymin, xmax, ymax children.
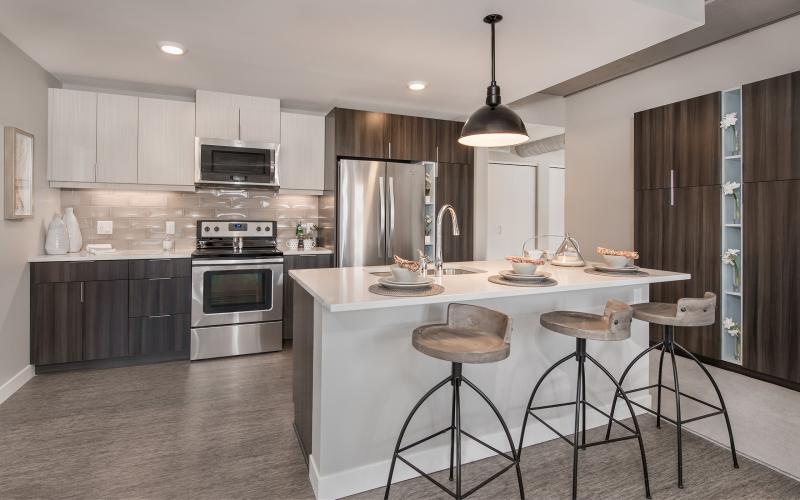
<box><xmin>732</xmin><ymin>270</ymin><xmax>740</xmax><ymax>292</ymax></box>
<box><xmin>734</xmin><ymin>335</ymin><xmax>741</xmax><ymax>361</ymax></box>
<box><xmin>730</xmin><ymin>126</ymin><xmax>740</xmax><ymax>156</ymax></box>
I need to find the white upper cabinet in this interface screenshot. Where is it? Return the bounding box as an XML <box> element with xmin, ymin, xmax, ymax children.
<box><xmin>137</xmin><ymin>97</ymin><xmax>195</xmax><ymax>186</ymax></box>
<box><xmin>96</xmin><ymin>93</ymin><xmax>138</xmax><ymax>184</ymax></box>
<box><xmin>48</xmin><ymin>88</ymin><xmax>97</xmax><ymax>182</ymax></box>
<box><xmin>195</xmin><ymin>90</ymin><xmax>280</xmax><ymax>143</ymax></box>
<box><xmin>279</xmin><ymin>112</ymin><xmax>324</xmax><ymax>192</ymax></box>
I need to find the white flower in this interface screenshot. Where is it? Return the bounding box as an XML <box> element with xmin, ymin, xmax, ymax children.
<box><xmin>722</xmin><ymin>181</ymin><xmax>740</xmax><ymax>196</ymax></box>
<box><xmin>721</xmin><ymin>248</ymin><xmax>740</xmax><ymax>266</ymax></box>
<box><xmin>722</xmin><ymin>317</ymin><xmax>735</xmax><ymax>329</ymax></box>
<box><xmin>720</xmin><ymin>112</ymin><xmax>738</xmax><ymax>129</ymax></box>
<box><xmin>723</xmin><ymin>317</ymin><xmax>741</xmax><ymax>337</ymax></box>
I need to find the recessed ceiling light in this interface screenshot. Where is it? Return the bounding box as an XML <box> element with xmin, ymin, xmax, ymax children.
<box><xmin>158</xmin><ymin>41</ymin><xmax>186</xmax><ymax>56</ymax></box>
<box><xmin>407</xmin><ymin>81</ymin><xmax>426</xmax><ymax>91</ymax></box>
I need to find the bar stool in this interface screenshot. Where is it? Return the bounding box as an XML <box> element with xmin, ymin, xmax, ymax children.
<box><xmin>518</xmin><ymin>299</ymin><xmax>651</xmax><ymax>500</ymax></box>
<box><xmin>603</xmin><ymin>292</ymin><xmax>739</xmax><ymax>488</ymax></box>
<box><xmin>384</xmin><ymin>303</ymin><xmax>524</xmax><ymax>499</ymax></box>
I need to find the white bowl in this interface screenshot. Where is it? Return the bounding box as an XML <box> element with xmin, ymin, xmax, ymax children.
<box><xmin>512</xmin><ymin>262</ymin><xmax>538</xmax><ymax>275</ymax></box>
<box><xmin>602</xmin><ymin>254</ymin><xmax>630</xmax><ymax>269</ymax></box>
<box><xmin>390</xmin><ymin>265</ymin><xmax>419</xmax><ymax>282</ymax></box>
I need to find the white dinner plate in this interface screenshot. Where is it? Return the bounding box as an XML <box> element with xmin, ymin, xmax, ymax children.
<box><xmin>499</xmin><ymin>270</ymin><xmax>552</xmax><ymax>281</ymax></box>
<box><xmin>380</xmin><ymin>276</ymin><xmax>433</xmax><ymax>286</ymax></box>
<box><xmin>592</xmin><ymin>264</ymin><xmax>640</xmax><ymax>273</ymax></box>
<box><xmin>378</xmin><ymin>277</ymin><xmax>433</xmax><ymax>290</ymax></box>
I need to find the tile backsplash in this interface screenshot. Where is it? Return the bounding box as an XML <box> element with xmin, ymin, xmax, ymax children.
<box><xmin>60</xmin><ymin>189</ymin><xmax>320</xmax><ymax>251</ymax></box>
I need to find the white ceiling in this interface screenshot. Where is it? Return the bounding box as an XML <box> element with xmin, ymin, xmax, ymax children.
<box><xmin>0</xmin><ymin>0</ymin><xmax>703</xmax><ymax>120</ymax></box>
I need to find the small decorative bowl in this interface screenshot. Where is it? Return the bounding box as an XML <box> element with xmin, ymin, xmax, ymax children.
<box><xmin>602</xmin><ymin>254</ymin><xmax>630</xmax><ymax>269</ymax></box>
<box><xmin>390</xmin><ymin>265</ymin><xmax>419</xmax><ymax>282</ymax></box>
<box><xmin>512</xmin><ymin>262</ymin><xmax>538</xmax><ymax>275</ymax></box>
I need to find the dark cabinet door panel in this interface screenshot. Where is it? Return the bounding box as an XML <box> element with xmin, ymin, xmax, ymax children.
<box><xmin>283</xmin><ymin>254</ymin><xmax>333</xmax><ymax>340</ymax></box>
<box><xmin>634</xmin><ymin>106</ymin><xmax>674</xmax><ymax>190</ymax></box>
<box><xmin>435</xmin><ymin>162</ymin><xmax>474</xmax><ymax>262</ymax></box>
<box><xmin>129</xmin><ymin>277</ymin><xmax>191</xmax><ymax>317</ymax></box>
<box><xmin>672</xmin><ymin>92</ymin><xmax>720</xmax><ymax>187</ymax></box>
<box><xmin>83</xmin><ymin>280</ymin><xmax>129</xmax><ymax>360</ymax></box>
<box><xmin>32</xmin><ymin>260</ymin><xmax>128</xmax><ymax>284</ymax></box>
<box><xmin>334</xmin><ymin>108</ymin><xmax>386</xmax><ymax>159</ymax></box>
<box><xmin>742</xmin><ymin>180</ymin><xmax>800</xmax><ymax>382</ymax></box>
<box><xmin>436</xmin><ymin>120</ymin><xmax>472</xmax><ymax>165</ymax></box>
<box><xmin>386</xmin><ymin>114</ymin><xmax>435</xmax><ymax>162</ymax></box>
<box><xmin>646</xmin><ymin>185</ymin><xmax>720</xmax><ymax>356</ymax></box>
<box><xmin>129</xmin><ymin>258</ymin><xmax>191</xmax><ymax>279</ymax></box>
<box><xmin>32</xmin><ymin>282</ymin><xmax>83</xmax><ymax>365</ymax></box>
<box><xmin>743</xmin><ymin>71</ymin><xmax>800</xmax><ymax>182</ymax></box>
<box><xmin>129</xmin><ymin>314</ymin><xmax>190</xmax><ymax>356</ymax></box>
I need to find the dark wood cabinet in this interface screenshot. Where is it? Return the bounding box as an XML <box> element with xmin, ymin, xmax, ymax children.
<box><xmin>635</xmin><ymin>186</ymin><xmax>720</xmax><ymax>358</ymax></box>
<box><xmin>83</xmin><ymin>280</ymin><xmax>129</xmax><ymax>360</ymax></box>
<box><xmin>32</xmin><ymin>260</ymin><xmax>127</xmax><ymax>284</ymax></box>
<box><xmin>386</xmin><ymin>114</ymin><xmax>435</xmax><ymax>162</ymax></box>
<box><xmin>128</xmin><ymin>277</ymin><xmax>191</xmax><ymax>317</ymax></box>
<box><xmin>742</xmin><ymin>180</ymin><xmax>800</xmax><ymax>383</ymax></box>
<box><xmin>129</xmin><ymin>258</ymin><xmax>191</xmax><ymax>279</ymax></box>
<box><xmin>634</xmin><ymin>92</ymin><xmax>720</xmax><ymax>190</ymax></box>
<box><xmin>743</xmin><ymin>71</ymin><xmax>800</xmax><ymax>182</ymax></box>
<box><xmin>333</xmin><ymin>108</ymin><xmax>386</xmax><ymax>159</ymax></box>
<box><xmin>436</xmin><ymin>120</ymin><xmax>472</xmax><ymax>164</ymax></box>
<box><xmin>436</xmin><ymin>162</ymin><xmax>474</xmax><ymax>262</ymax></box>
<box><xmin>32</xmin><ymin>282</ymin><xmax>83</xmax><ymax>365</ymax></box>
<box><xmin>129</xmin><ymin>314</ymin><xmax>190</xmax><ymax>356</ymax></box>
<box><xmin>283</xmin><ymin>254</ymin><xmax>334</xmax><ymax>340</ymax></box>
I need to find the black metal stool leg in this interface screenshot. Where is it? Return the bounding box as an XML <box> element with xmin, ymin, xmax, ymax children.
<box><xmin>666</xmin><ymin>329</ymin><xmax>684</xmax><ymax>489</ymax></box>
<box><xmin>384</xmin><ymin>374</ymin><xmax>452</xmax><ymax>499</ymax></box>
<box><xmin>604</xmin><ymin>341</ymin><xmax>664</xmax><ymax>440</ymax></box>
<box><xmin>518</xmin><ymin>351</ymin><xmax>575</xmax><ymax>459</ymax></box>
<box><xmin>461</xmin><ymin>377</ymin><xmax>526</xmax><ymax>499</ymax></box>
<box><xmin>572</xmin><ymin>340</ymin><xmax>586</xmax><ymax>500</ymax></box>
<box><xmin>673</xmin><ymin>341</ymin><xmax>739</xmax><ymax>469</ymax></box>
<box><xmin>586</xmin><ymin>353</ymin><xmax>652</xmax><ymax>499</ymax></box>
<box><xmin>655</xmin><ymin>343</ymin><xmax>667</xmax><ymax>429</ymax></box>
<box><xmin>454</xmin><ymin>365</ymin><xmax>463</xmax><ymax>498</ymax></box>
<box><xmin>449</xmin><ymin>376</ymin><xmax>456</xmax><ymax>481</ymax></box>
<box><xmin>581</xmin><ymin>359</ymin><xmax>587</xmax><ymax>450</ymax></box>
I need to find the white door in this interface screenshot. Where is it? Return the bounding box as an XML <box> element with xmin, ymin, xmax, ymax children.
<box><xmin>486</xmin><ymin>162</ymin><xmax>536</xmax><ymax>260</ymax></box>
<box><xmin>195</xmin><ymin>90</ymin><xmax>239</xmax><ymax>140</ymax></box>
<box><xmin>238</xmin><ymin>95</ymin><xmax>280</xmax><ymax>143</ymax></box>
<box><xmin>137</xmin><ymin>97</ymin><xmax>195</xmax><ymax>186</ymax></box>
<box><xmin>542</xmin><ymin>166</ymin><xmax>566</xmax><ymax>253</ymax></box>
<box><xmin>96</xmin><ymin>93</ymin><xmax>138</xmax><ymax>183</ymax></box>
<box><xmin>279</xmin><ymin>112</ymin><xmax>324</xmax><ymax>191</ymax></box>
<box><xmin>48</xmin><ymin>88</ymin><xmax>96</xmax><ymax>182</ymax></box>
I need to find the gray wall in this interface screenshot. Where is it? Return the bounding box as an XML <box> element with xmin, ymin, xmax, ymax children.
<box><xmin>563</xmin><ymin>14</ymin><xmax>800</xmax><ymax>256</ymax></box>
<box><xmin>0</xmin><ymin>33</ymin><xmax>60</xmax><ymax>394</ymax></box>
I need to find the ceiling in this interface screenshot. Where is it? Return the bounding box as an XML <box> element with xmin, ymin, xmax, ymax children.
<box><xmin>0</xmin><ymin>0</ymin><xmax>704</xmax><ymax>120</ymax></box>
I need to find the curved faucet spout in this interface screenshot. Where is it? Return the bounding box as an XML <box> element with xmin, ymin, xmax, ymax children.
<box><xmin>435</xmin><ymin>204</ymin><xmax>460</xmax><ymax>276</ymax></box>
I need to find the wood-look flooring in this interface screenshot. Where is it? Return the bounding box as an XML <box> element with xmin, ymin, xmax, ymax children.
<box><xmin>1</xmin><ymin>345</ymin><xmax>798</xmax><ymax>499</ymax></box>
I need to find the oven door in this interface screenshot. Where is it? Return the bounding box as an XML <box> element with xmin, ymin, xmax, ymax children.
<box><xmin>191</xmin><ymin>258</ymin><xmax>283</xmax><ymax>328</ymax></box>
<box><xmin>195</xmin><ymin>138</ymin><xmax>278</xmax><ymax>187</ymax></box>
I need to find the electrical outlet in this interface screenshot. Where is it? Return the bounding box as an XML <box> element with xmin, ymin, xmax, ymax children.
<box><xmin>96</xmin><ymin>220</ymin><xmax>113</xmax><ymax>235</ymax></box>
<box><xmin>165</xmin><ymin>221</ymin><xmax>176</xmax><ymax>235</ymax></box>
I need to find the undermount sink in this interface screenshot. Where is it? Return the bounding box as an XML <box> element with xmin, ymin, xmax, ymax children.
<box><xmin>369</xmin><ymin>267</ymin><xmax>486</xmax><ymax>277</ymax></box>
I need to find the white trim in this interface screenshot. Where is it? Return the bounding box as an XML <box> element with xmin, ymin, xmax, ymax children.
<box><xmin>50</xmin><ymin>181</ymin><xmax>196</xmax><ymax>192</ymax></box>
<box><xmin>0</xmin><ymin>365</ymin><xmax>34</xmax><ymax>405</ymax></box>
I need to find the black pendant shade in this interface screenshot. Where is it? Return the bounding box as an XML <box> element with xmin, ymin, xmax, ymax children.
<box><xmin>459</xmin><ymin>14</ymin><xmax>529</xmax><ymax>148</ymax></box>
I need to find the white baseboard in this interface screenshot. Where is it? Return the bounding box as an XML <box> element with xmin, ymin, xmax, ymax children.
<box><xmin>0</xmin><ymin>365</ymin><xmax>34</xmax><ymax>405</ymax></box>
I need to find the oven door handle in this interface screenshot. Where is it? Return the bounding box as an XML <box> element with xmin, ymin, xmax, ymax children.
<box><xmin>192</xmin><ymin>258</ymin><xmax>284</xmax><ymax>266</ymax></box>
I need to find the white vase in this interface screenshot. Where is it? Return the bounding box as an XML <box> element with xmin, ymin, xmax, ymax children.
<box><xmin>63</xmin><ymin>207</ymin><xmax>82</xmax><ymax>252</ymax></box>
<box><xmin>44</xmin><ymin>213</ymin><xmax>69</xmax><ymax>255</ymax></box>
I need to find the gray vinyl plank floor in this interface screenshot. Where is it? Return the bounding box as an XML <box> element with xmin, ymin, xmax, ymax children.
<box><xmin>1</xmin><ymin>346</ymin><xmax>798</xmax><ymax>499</ymax></box>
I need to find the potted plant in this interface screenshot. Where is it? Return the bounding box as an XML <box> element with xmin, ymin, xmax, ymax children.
<box><xmin>723</xmin><ymin>317</ymin><xmax>742</xmax><ymax>361</ymax></box>
<box><xmin>722</xmin><ymin>249</ymin><xmax>741</xmax><ymax>291</ymax></box>
<box><xmin>720</xmin><ymin>112</ymin><xmax>739</xmax><ymax>155</ymax></box>
<box><xmin>722</xmin><ymin>181</ymin><xmax>741</xmax><ymax>224</ymax></box>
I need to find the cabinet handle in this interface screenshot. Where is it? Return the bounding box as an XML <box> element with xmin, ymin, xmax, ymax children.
<box><xmin>147</xmin><ymin>314</ymin><xmax>171</xmax><ymax>319</ymax></box>
<box><xmin>147</xmin><ymin>277</ymin><xmax>171</xmax><ymax>281</ymax></box>
<box><xmin>669</xmin><ymin>169</ymin><xmax>675</xmax><ymax>206</ymax></box>
<box><xmin>436</xmin><ymin>146</ymin><xmax>439</xmax><ymax>163</ymax></box>
<box><xmin>388</xmin><ymin>141</ymin><xmax>391</xmax><ymax>159</ymax></box>
<box><xmin>80</xmin><ymin>282</ymin><xmax>84</xmax><ymax>303</ymax></box>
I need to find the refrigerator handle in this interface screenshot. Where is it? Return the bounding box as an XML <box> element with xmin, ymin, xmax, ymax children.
<box><xmin>379</xmin><ymin>176</ymin><xmax>386</xmax><ymax>258</ymax></box>
<box><xmin>388</xmin><ymin>176</ymin><xmax>396</xmax><ymax>256</ymax></box>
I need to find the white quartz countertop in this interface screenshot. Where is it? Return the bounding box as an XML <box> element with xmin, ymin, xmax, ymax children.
<box><xmin>290</xmin><ymin>260</ymin><xmax>690</xmax><ymax>312</ymax></box>
<box><xmin>28</xmin><ymin>250</ymin><xmax>193</xmax><ymax>262</ymax></box>
<box><xmin>280</xmin><ymin>247</ymin><xmax>333</xmax><ymax>256</ymax></box>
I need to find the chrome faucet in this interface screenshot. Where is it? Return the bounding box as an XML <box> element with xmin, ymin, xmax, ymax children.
<box><xmin>435</xmin><ymin>204</ymin><xmax>460</xmax><ymax>277</ymax></box>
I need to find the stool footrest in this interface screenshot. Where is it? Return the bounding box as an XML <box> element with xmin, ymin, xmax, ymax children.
<box><xmin>624</xmin><ymin>398</ymin><xmax>723</xmax><ymax>426</ymax></box>
<box><xmin>398</xmin><ymin>426</ymin><xmax>452</xmax><ymax>454</ymax></box>
<box><xmin>527</xmin><ymin>398</ymin><xmax>640</xmax><ymax>449</ymax></box>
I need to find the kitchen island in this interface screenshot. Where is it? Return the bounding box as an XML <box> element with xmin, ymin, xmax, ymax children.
<box><xmin>289</xmin><ymin>261</ymin><xmax>689</xmax><ymax>499</ymax></box>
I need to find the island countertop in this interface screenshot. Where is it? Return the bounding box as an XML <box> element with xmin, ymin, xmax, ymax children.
<box><xmin>289</xmin><ymin>260</ymin><xmax>690</xmax><ymax>312</ymax></box>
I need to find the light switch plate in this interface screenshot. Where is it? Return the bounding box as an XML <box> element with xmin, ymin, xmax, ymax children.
<box><xmin>96</xmin><ymin>220</ymin><xmax>113</xmax><ymax>235</ymax></box>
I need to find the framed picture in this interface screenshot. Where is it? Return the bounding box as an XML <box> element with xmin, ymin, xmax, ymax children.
<box><xmin>4</xmin><ymin>127</ymin><xmax>34</xmax><ymax>219</ymax></box>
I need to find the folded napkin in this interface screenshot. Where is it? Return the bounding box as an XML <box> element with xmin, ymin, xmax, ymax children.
<box><xmin>596</xmin><ymin>247</ymin><xmax>639</xmax><ymax>260</ymax></box>
<box><xmin>393</xmin><ymin>255</ymin><xmax>420</xmax><ymax>272</ymax></box>
<box><xmin>505</xmin><ymin>255</ymin><xmax>545</xmax><ymax>265</ymax></box>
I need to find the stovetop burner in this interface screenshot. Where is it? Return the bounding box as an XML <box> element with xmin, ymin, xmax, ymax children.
<box><xmin>192</xmin><ymin>219</ymin><xmax>281</xmax><ymax>259</ymax></box>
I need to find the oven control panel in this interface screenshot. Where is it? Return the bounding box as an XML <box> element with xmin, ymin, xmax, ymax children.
<box><xmin>198</xmin><ymin>220</ymin><xmax>274</xmax><ymax>237</ymax></box>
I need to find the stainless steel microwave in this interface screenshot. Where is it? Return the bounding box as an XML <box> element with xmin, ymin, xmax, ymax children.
<box><xmin>195</xmin><ymin>138</ymin><xmax>279</xmax><ymax>189</ymax></box>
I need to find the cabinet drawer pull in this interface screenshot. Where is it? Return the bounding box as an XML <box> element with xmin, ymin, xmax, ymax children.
<box><xmin>669</xmin><ymin>169</ymin><xmax>675</xmax><ymax>206</ymax></box>
<box><xmin>147</xmin><ymin>277</ymin><xmax>172</xmax><ymax>281</ymax></box>
<box><xmin>80</xmin><ymin>282</ymin><xmax>84</xmax><ymax>303</ymax></box>
<box><xmin>147</xmin><ymin>314</ymin><xmax>171</xmax><ymax>319</ymax></box>
<box><xmin>146</xmin><ymin>259</ymin><xmax>168</xmax><ymax>262</ymax></box>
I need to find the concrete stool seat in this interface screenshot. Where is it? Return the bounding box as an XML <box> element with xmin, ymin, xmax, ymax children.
<box><xmin>518</xmin><ymin>299</ymin><xmax>651</xmax><ymax>500</ymax></box>
<box><xmin>385</xmin><ymin>303</ymin><xmax>524</xmax><ymax>500</ymax></box>
<box><xmin>605</xmin><ymin>292</ymin><xmax>738</xmax><ymax>489</ymax></box>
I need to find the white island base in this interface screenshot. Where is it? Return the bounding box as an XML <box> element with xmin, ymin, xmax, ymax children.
<box><xmin>290</xmin><ymin>262</ymin><xmax>689</xmax><ymax>499</ymax></box>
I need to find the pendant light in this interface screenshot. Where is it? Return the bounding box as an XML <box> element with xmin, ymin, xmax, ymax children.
<box><xmin>459</xmin><ymin>14</ymin><xmax>529</xmax><ymax>148</ymax></box>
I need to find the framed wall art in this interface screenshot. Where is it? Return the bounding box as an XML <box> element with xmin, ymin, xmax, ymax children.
<box><xmin>4</xmin><ymin>126</ymin><xmax>34</xmax><ymax>219</ymax></box>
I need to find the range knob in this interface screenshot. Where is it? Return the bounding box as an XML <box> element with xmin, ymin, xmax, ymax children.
<box><xmin>256</xmin><ymin>226</ymin><xmax>262</xmax><ymax>232</ymax></box>
<box><xmin>214</xmin><ymin>226</ymin><xmax>220</xmax><ymax>232</ymax></box>
<box><xmin>204</xmin><ymin>226</ymin><xmax>210</xmax><ymax>232</ymax></box>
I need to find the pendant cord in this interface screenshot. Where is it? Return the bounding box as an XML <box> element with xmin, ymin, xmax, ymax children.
<box><xmin>490</xmin><ymin>20</ymin><xmax>496</xmax><ymax>85</ymax></box>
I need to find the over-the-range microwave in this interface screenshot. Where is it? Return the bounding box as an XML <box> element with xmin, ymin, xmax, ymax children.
<box><xmin>195</xmin><ymin>138</ymin><xmax>279</xmax><ymax>189</ymax></box>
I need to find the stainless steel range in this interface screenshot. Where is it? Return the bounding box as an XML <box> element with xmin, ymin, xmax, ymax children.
<box><xmin>190</xmin><ymin>220</ymin><xmax>283</xmax><ymax>360</ymax></box>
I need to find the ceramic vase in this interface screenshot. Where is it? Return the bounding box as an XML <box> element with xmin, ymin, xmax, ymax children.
<box><xmin>45</xmin><ymin>213</ymin><xmax>69</xmax><ymax>255</ymax></box>
<box><xmin>63</xmin><ymin>207</ymin><xmax>82</xmax><ymax>252</ymax></box>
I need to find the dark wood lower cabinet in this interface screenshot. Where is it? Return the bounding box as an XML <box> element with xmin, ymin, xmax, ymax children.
<box><xmin>436</xmin><ymin>162</ymin><xmax>474</xmax><ymax>262</ymax></box>
<box><xmin>742</xmin><ymin>180</ymin><xmax>800</xmax><ymax>383</ymax></box>
<box><xmin>83</xmin><ymin>280</ymin><xmax>129</xmax><ymax>360</ymax></box>
<box><xmin>129</xmin><ymin>314</ymin><xmax>190</xmax><ymax>356</ymax></box>
<box><xmin>32</xmin><ymin>282</ymin><xmax>83</xmax><ymax>365</ymax></box>
<box><xmin>283</xmin><ymin>254</ymin><xmax>334</xmax><ymax>340</ymax></box>
<box><xmin>292</xmin><ymin>284</ymin><xmax>315</xmax><ymax>461</ymax></box>
<box><xmin>636</xmin><ymin>185</ymin><xmax>721</xmax><ymax>358</ymax></box>
<box><xmin>128</xmin><ymin>277</ymin><xmax>191</xmax><ymax>317</ymax></box>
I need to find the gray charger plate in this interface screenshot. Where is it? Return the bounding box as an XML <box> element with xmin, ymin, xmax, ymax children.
<box><xmin>368</xmin><ymin>283</ymin><xmax>445</xmax><ymax>297</ymax></box>
<box><xmin>488</xmin><ymin>275</ymin><xmax>558</xmax><ymax>287</ymax></box>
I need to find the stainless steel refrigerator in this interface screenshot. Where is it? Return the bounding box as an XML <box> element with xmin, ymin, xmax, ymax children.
<box><xmin>337</xmin><ymin>159</ymin><xmax>425</xmax><ymax>267</ymax></box>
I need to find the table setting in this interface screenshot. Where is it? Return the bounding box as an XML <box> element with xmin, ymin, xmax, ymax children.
<box><xmin>488</xmin><ymin>256</ymin><xmax>558</xmax><ymax>287</ymax></box>
<box><xmin>368</xmin><ymin>255</ymin><xmax>445</xmax><ymax>297</ymax></box>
